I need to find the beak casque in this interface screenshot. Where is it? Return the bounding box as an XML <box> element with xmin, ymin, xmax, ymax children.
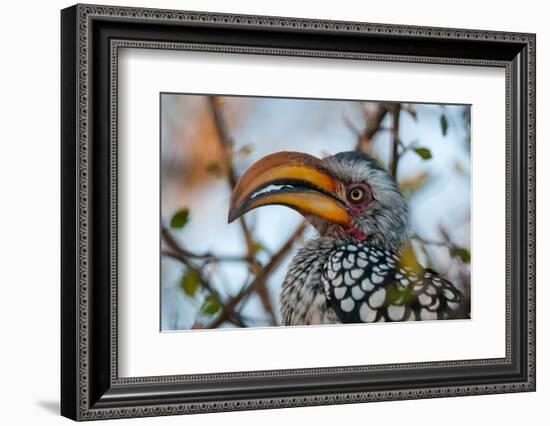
<box><xmin>228</xmin><ymin>151</ymin><xmax>351</xmax><ymax>226</ymax></box>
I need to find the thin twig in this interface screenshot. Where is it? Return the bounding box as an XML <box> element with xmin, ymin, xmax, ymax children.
<box><xmin>390</xmin><ymin>103</ymin><xmax>401</xmax><ymax>177</ymax></box>
<box><xmin>355</xmin><ymin>104</ymin><xmax>389</xmax><ymax>153</ymax></box>
<box><xmin>161</xmin><ymin>250</ymin><xmax>247</xmax><ymax>264</ymax></box>
<box><xmin>411</xmin><ymin>234</ymin><xmax>449</xmax><ymax>247</ymax></box>
<box><xmin>402</xmin><ymin>103</ymin><xmax>417</xmax><ymax>121</ymax></box>
<box><xmin>342</xmin><ymin>113</ymin><xmax>360</xmax><ymax>137</ymax></box>
<box><xmin>161</xmin><ymin>245</ymin><xmax>248</xmax><ymax>264</ymax></box>
<box><xmin>397</xmin><ymin>139</ymin><xmax>420</xmax><ymax>160</ymax></box>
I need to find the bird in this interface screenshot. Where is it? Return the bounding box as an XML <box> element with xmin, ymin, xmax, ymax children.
<box><xmin>228</xmin><ymin>151</ymin><xmax>469</xmax><ymax>326</ymax></box>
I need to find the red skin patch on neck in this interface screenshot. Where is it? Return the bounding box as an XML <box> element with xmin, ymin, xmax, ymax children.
<box><xmin>304</xmin><ymin>214</ymin><xmax>368</xmax><ymax>241</ymax></box>
<box><xmin>346</xmin><ymin>225</ymin><xmax>368</xmax><ymax>241</ymax></box>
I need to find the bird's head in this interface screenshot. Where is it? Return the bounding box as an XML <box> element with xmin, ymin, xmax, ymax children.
<box><xmin>228</xmin><ymin>151</ymin><xmax>408</xmax><ymax>250</ymax></box>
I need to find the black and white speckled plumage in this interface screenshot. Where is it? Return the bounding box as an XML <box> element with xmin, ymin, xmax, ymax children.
<box><xmin>280</xmin><ymin>238</ymin><xmax>341</xmax><ymax>325</ymax></box>
<box><xmin>280</xmin><ymin>238</ymin><xmax>467</xmax><ymax>325</ymax></box>
<box><xmin>322</xmin><ymin>242</ymin><xmax>465</xmax><ymax>322</ymax></box>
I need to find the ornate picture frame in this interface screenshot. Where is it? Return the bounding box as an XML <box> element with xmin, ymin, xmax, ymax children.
<box><xmin>61</xmin><ymin>4</ymin><xmax>535</xmax><ymax>420</ymax></box>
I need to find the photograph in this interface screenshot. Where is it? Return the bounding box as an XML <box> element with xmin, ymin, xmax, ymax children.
<box><xmin>57</xmin><ymin>3</ymin><xmax>536</xmax><ymax>421</ymax></box>
<box><xmin>160</xmin><ymin>94</ymin><xmax>472</xmax><ymax>330</ymax></box>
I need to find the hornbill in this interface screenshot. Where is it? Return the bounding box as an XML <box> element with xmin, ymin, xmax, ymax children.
<box><xmin>228</xmin><ymin>151</ymin><xmax>469</xmax><ymax>325</ymax></box>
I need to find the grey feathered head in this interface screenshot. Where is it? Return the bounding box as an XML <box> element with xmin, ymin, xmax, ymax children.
<box><xmin>323</xmin><ymin>152</ymin><xmax>408</xmax><ymax>249</ymax></box>
<box><xmin>228</xmin><ymin>151</ymin><xmax>409</xmax><ymax>250</ymax></box>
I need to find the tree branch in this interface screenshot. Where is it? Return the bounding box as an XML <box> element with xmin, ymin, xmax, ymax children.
<box><xmin>207</xmin><ymin>95</ymin><xmax>279</xmax><ymax>324</ymax></box>
<box><xmin>161</xmin><ymin>244</ymin><xmax>248</xmax><ymax>264</ymax></box>
<box><xmin>355</xmin><ymin>104</ymin><xmax>390</xmax><ymax>153</ymax></box>
<box><xmin>390</xmin><ymin>103</ymin><xmax>401</xmax><ymax>178</ymax></box>
<box><xmin>203</xmin><ymin>221</ymin><xmax>307</xmax><ymax>329</ymax></box>
<box><xmin>161</xmin><ymin>227</ymin><xmax>245</xmax><ymax>327</ymax></box>
<box><xmin>207</xmin><ymin>96</ymin><xmax>256</xmax><ymax>260</ymax></box>
<box><xmin>411</xmin><ymin>234</ymin><xmax>449</xmax><ymax>247</ymax></box>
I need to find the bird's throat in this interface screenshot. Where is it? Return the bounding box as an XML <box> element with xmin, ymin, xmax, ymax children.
<box><xmin>306</xmin><ymin>214</ymin><xmax>368</xmax><ymax>242</ymax></box>
<box><xmin>346</xmin><ymin>226</ymin><xmax>368</xmax><ymax>241</ymax></box>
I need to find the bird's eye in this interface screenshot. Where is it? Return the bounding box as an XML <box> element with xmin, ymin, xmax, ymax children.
<box><xmin>348</xmin><ymin>188</ymin><xmax>365</xmax><ymax>203</ymax></box>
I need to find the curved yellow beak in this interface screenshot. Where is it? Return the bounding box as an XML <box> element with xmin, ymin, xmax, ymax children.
<box><xmin>228</xmin><ymin>151</ymin><xmax>351</xmax><ymax>226</ymax></box>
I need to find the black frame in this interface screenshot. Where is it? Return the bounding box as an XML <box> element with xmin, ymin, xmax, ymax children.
<box><xmin>61</xmin><ymin>4</ymin><xmax>536</xmax><ymax>421</ymax></box>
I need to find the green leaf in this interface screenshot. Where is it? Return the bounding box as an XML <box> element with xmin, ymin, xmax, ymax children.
<box><xmin>450</xmin><ymin>246</ymin><xmax>471</xmax><ymax>263</ymax></box>
<box><xmin>413</xmin><ymin>147</ymin><xmax>432</xmax><ymax>160</ymax></box>
<box><xmin>237</xmin><ymin>144</ymin><xmax>253</xmax><ymax>156</ymax></box>
<box><xmin>205</xmin><ymin>161</ymin><xmax>223</xmax><ymax>177</ymax></box>
<box><xmin>440</xmin><ymin>114</ymin><xmax>449</xmax><ymax>136</ymax></box>
<box><xmin>201</xmin><ymin>294</ymin><xmax>221</xmax><ymax>315</ymax></box>
<box><xmin>252</xmin><ymin>240</ymin><xmax>265</xmax><ymax>254</ymax></box>
<box><xmin>170</xmin><ymin>208</ymin><xmax>190</xmax><ymax>229</ymax></box>
<box><xmin>180</xmin><ymin>269</ymin><xmax>200</xmax><ymax>297</ymax></box>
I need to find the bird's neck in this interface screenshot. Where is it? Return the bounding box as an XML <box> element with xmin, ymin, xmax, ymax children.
<box><xmin>345</xmin><ymin>226</ymin><xmax>368</xmax><ymax>241</ymax></box>
<box><xmin>305</xmin><ymin>215</ymin><xmax>406</xmax><ymax>250</ymax></box>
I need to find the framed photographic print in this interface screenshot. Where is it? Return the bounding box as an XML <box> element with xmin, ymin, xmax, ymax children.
<box><xmin>61</xmin><ymin>4</ymin><xmax>536</xmax><ymax>421</ymax></box>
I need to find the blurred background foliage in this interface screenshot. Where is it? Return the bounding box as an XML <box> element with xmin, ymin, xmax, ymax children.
<box><xmin>161</xmin><ymin>95</ymin><xmax>471</xmax><ymax>330</ymax></box>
